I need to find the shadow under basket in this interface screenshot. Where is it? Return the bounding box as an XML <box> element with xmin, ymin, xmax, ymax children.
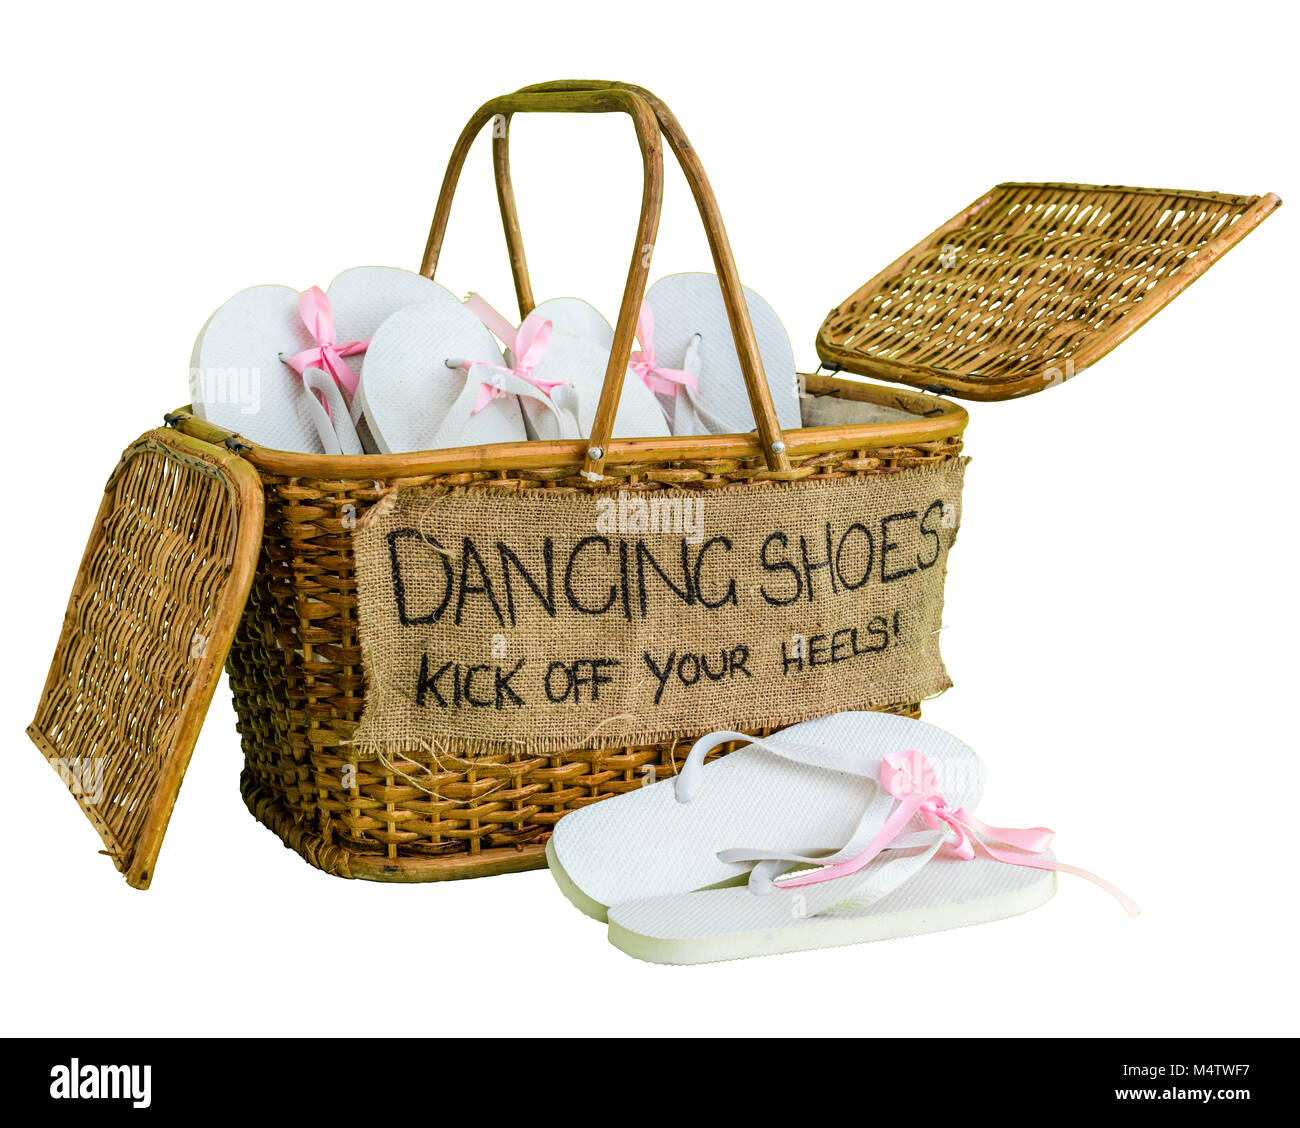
<box><xmin>28</xmin><ymin>79</ymin><xmax>1279</xmax><ymax>887</ymax></box>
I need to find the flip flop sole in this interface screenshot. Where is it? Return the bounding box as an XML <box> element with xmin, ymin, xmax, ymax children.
<box><xmin>546</xmin><ymin>836</ymin><xmax>610</xmax><ymax>922</ymax></box>
<box><xmin>545</xmin><ymin>836</ymin><xmax>757</xmax><ymax>923</ymax></box>
<box><xmin>193</xmin><ymin>267</ymin><xmax>458</xmax><ymax>454</ymax></box>
<box><xmin>607</xmin><ymin>857</ymin><xmax>1056</xmax><ymax>966</ymax></box>
<box><xmin>191</xmin><ymin>283</ymin><xmax>321</xmax><ymax>450</ymax></box>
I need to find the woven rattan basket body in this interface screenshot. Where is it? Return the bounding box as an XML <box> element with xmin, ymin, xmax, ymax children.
<box><xmin>173</xmin><ymin>386</ymin><xmax>964</xmax><ymax>882</ymax></box>
<box><xmin>165</xmin><ymin>82</ymin><xmax>969</xmax><ymax>881</ymax></box>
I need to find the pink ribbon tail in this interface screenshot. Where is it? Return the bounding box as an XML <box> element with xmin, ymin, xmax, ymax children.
<box><xmin>632</xmin><ymin>356</ymin><xmax>698</xmax><ymax>397</ymax></box>
<box><xmin>958</xmin><ymin>810</ymin><xmax>1055</xmax><ymax>854</ymax></box>
<box><xmin>513</xmin><ymin>314</ymin><xmax>554</xmax><ymax>376</ymax></box>
<box><xmin>776</xmin><ymin>750</ymin><xmax>1140</xmax><ymax>917</ymax></box>
<box><xmin>974</xmin><ymin>837</ymin><xmax>1143</xmax><ymax>918</ymax></box>
<box><xmin>465</xmin><ymin>293</ymin><xmax>521</xmax><ymax>353</ymax></box>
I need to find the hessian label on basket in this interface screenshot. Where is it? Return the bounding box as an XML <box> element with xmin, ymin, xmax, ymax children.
<box><xmin>350</xmin><ymin>460</ymin><xmax>967</xmax><ymax>758</ymax></box>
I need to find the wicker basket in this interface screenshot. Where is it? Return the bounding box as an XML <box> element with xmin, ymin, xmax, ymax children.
<box><xmin>29</xmin><ymin>81</ymin><xmax>1277</xmax><ymax>888</ymax></box>
<box><xmin>165</xmin><ymin>78</ymin><xmax>970</xmax><ymax>883</ymax></box>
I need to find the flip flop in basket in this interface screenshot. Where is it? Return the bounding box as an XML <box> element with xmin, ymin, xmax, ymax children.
<box><xmin>190</xmin><ymin>265</ymin><xmax>453</xmax><ymax>454</ymax></box>
<box><xmin>466</xmin><ymin>294</ymin><xmax>669</xmax><ymax>442</ymax></box>
<box><xmin>601</xmin><ymin>742</ymin><xmax>1140</xmax><ymax>965</ymax></box>
<box><xmin>546</xmin><ymin>712</ymin><xmax>985</xmax><ymax>922</ymax></box>
<box><xmin>356</xmin><ymin>286</ymin><xmax>571</xmax><ymax>453</ymax></box>
<box><xmin>641</xmin><ymin>272</ymin><xmax>804</xmax><ymax>436</ymax></box>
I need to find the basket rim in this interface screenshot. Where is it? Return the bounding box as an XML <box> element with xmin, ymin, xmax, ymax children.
<box><xmin>172</xmin><ymin>373</ymin><xmax>967</xmax><ymax>478</ymax></box>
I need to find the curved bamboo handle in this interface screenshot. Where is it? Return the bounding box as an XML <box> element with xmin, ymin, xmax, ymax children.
<box><xmin>422</xmin><ymin>88</ymin><xmax>661</xmax><ymax>479</ymax></box>
<box><xmin>512</xmin><ymin>82</ymin><xmax>790</xmax><ymax>474</ymax></box>
<box><xmin>422</xmin><ymin>84</ymin><xmax>790</xmax><ymax>475</ymax></box>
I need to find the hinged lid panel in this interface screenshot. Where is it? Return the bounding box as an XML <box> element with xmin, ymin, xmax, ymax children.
<box><xmin>818</xmin><ymin>182</ymin><xmax>1280</xmax><ymax>401</ymax></box>
<box><xmin>27</xmin><ymin>428</ymin><xmax>264</xmax><ymax>888</ymax></box>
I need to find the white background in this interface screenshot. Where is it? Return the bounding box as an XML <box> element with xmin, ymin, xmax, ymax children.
<box><xmin>2</xmin><ymin>0</ymin><xmax>1295</xmax><ymax>1038</ymax></box>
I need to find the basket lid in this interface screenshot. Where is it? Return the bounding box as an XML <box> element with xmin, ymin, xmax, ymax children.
<box><xmin>27</xmin><ymin>427</ymin><xmax>264</xmax><ymax>888</ymax></box>
<box><xmin>817</xmin><ymin>182</ymin><xmax>1281</xmax><ymax>401</ymax></box>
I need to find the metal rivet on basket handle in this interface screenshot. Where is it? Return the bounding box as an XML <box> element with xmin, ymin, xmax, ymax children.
<box><xmin>420</xmin><ymin>81</ymin><xmax>792</xmax><ymax>477</ymax></box>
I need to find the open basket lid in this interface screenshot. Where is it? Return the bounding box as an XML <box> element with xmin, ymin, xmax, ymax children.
<box><xmin>817</xmin><ymin>182</ymin><xmax>1281</xmax><ymax>401</ymax></box>
<box><xmin>27</xmin><ymin>427</ymin><xmax>264</xmax><ymax>888</ymax></box>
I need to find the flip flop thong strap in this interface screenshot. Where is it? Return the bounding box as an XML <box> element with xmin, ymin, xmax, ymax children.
<box><xmin>432</xmin><ymin>363</ymin><xmax>580</xmax><ymax>449</ymax></box>
<box><xmin>300</xmin><ymin>368</ymin><xmax>364</xmax><ymax>455</ymax></box>
<box><xmin>674</xmin><ymin>729</ymin><xmax>877</xmax><ymax>804</ymax></box>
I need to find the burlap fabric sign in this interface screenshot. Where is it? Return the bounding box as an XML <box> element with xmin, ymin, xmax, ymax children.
<box><xmin>351</xmin><ymin>460</ymin><xmax>967</xmax><ymax>759</ymax></box>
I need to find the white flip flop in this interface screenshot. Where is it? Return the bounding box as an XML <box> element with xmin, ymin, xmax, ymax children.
<box><xmin>191</xmin><ymin>283</ymin><xmax>328</xmax><ymax>451</ymax></box>
<box><xmin>357</xmin><ymin>292</ymin><xmax>532</xmax><ymax>453</ymax></box>
<box><xmin>545</xmin><ymin>712</ymin><xmax>986</xmax><ymax>923</ymax></box>
<box><xmin>191</xmin><ymin>265</ymin><xmax>453</xmax><ymax>453</ymax></box>
<box><xmin>604</xmin><ymin>747</ymin><xmax>1139</xmax><ymax>965</ymax></box>
<box><xmin>641</xmin><ymin>273</ymin><xmax>804</xmax><ymax>436</ymax></box>
<box><xmin>324</xmin><ymin>266</ymin><xmax>468</xmax><ymax>452</ymax></box>
<box><xmin>467</xmin><ymin>294</ymin><xmax>670</xmax><ymax>442</ymax></box>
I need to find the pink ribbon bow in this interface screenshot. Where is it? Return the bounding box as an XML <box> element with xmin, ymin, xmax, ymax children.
<box><xmin>777</xmin><ymin>749</ymin><xmax>1140</xmax><ymax>916</ymax></box>
<box><xmin>631</xmin><ymin>302</ymin><xmax>698</xmax><ymax>397</ymax></box>
<box><xmin>282</xmin><ymin>286</ymin><xmax>370</xmax><ymax>409</ymax></box>
<box><xmin>462</xmin><ymin>294</ymin><xmax>567</xmax><ymax>414</ymax></box>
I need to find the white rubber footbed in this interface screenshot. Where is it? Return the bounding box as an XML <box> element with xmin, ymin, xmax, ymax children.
<box><xmin>191</xmin><ymin>282</ymin><xmax>320</xmax><ymax>450</ymax></box>
<box><xmin>607</xmin><ymin>852</ymin><xmax>1057</xmax><ymax>965</ymax></box>
<box><xmin>528</xmin><ymin>296</ymin><xmax>615</xmax><ymax>348</ymax></box>
<box><xmin>643</xmin><ymin>273</ymin><xmax>803</xmax><ymax>436</ymax></box>
<box><xmin>356</xmin><ymin>294</ymin><xmax>526</xmax><ymax>453</ymax></box>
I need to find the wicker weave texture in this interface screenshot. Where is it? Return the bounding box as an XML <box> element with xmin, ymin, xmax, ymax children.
<box><xmin>29</xmin><ymin>433</ymin><xmax>263</xmax><ymax>886</ymax></box>
<box><xmin>818</xmin><ymin>182</ymin><xmax>1280</xmax><ymax>400</ymax></box>
<box><xmin>216</xmin><ymin>423</ymin><xmax>960</xmax><ymax>880</ymax></box>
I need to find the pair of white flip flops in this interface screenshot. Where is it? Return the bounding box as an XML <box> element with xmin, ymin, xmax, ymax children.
<box><xmin>190</xmin><ymin>268</ymin><xmax>804</xmax><ymax>455</ymax></box>
<box><xmin>192</xmin><ymin>266</ymin><xmax>476</xmax><ymax>455</ymax></box>
<box><xmin>190</xmin><ymin>266</ymin><xmax>602</xmax><ymax>455</ymax></box>
<box><xmin>547</xmin><ymin>712</ymin><xmax>1138</xmax><ymax>965</ymax></box>
<box><xmin>461</xmin><ymin>275</ymin><xmax>805</xmax><ymax>441</ymax></box>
